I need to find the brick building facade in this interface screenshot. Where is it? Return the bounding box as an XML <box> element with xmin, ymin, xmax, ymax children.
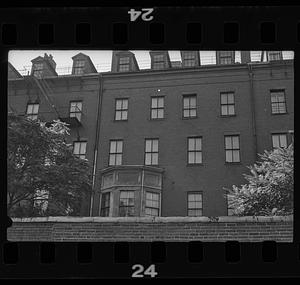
<box><xmin>7</xmin><ymin>51</ymin><xmax>294</xmax><ymax>217</ymax></box>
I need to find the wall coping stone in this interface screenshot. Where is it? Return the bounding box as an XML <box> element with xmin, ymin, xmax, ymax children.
<box><xmin>11</xmin><ymin>215</ymin><xmax>293</xmax><ymax>223</ymax></box>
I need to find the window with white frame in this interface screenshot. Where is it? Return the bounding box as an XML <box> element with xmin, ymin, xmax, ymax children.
<box><xmin>188</xmin><ymin>137</ymin><xmax>202</xmax><ymax>164</ymax></box>
<box><xmin>151</xmin><ymin>96</ymin><xmax>164</xmax><ymax>119</ymax></box>
<box><xmin>73</xmin><ymin>60</ymin><xmax>85</xmax><ymax>75</ymax></box>
<box><xmin>183</xmin><ymin>95</ymin><xmax>197</xmax><ymax>118</ymax></box>
<box><xmin>69</xmin><ymin>101</ymin><xmax>83</xmax><ymax>121</ymax></box>
<box><xmin>220</xmin><ymin>92</ymin><xmax>235</xmax><ymax>116</ymax></box>
<box><xmin>271</xmin><ymin>90</ymin><xmax>287</xmax><ymax>114</ymax></box>
<box><xmin>100</xmin><ymin>192</ymin><xmax>110</xmax><ymax>217</ymax></box>
<box><xmin>26</xmin><ymin>103</ymin><xmax>39</xmax><ymax>120</ymax></box>
<box><xmin>118</xmin><ymin>57</ymin><xmax>130</xmax><ymax>72</ymax></box>
<box><xmin>272</xmin><ymin>133</ymin><xmax>288</xmax><ymax>149</ymax></box>
<box><xmin>145</xmin><ymin>192</ymin><xmax>160</xmax><ymax>217</ymax></box>
<box><xmin>153</xmin><ymin>54</ymin><xmax>165</xmax><ymax>69</ymax></box>
<box><xmin>187</xmin><ymin>192</ymin><xmax>203</xmax><ymax>216</ymax></box>
<box><xmin>119</xmin><ymin>191</ymin><xmax>135</xmax><ymax>216</ymax></box>
<box><xmin>225</xmin><ymin>135</ymin><xmax>240</xmax><ymax>163</ymax></box>
<box><xmin>73</xmin><ymin>141</ymin><xmax>87</xmax><ymax>159</ymax></box>
<box><xmin>145</xmin><ymin>139</ymin><xmax>159</xmax><ymax>165</ymax></box>
<box><xmin>32</xmin><ymin>63</ymin><xmax>44</xmax><ymax>79</ymax></box>
<box><xmin>109</xmin><ymin>140</ymin><xmax>123</xmax><ymax>166</ymax></box>
<box><xmin>115</xmin><ymin>98</ymin><xmax>128</xmax><ymax>121</ymax></box>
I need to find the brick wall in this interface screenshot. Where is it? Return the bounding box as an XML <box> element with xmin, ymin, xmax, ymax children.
<box><xmin>7</xmin><ymin>216</ymin><xmax>293</xmax><ymax>242</ymax></box>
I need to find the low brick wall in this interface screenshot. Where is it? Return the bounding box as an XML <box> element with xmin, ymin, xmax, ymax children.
<box><xmin>7</xmin><ymin>216</ymin><xmax>293</xmax><ymax>242</ymax></box>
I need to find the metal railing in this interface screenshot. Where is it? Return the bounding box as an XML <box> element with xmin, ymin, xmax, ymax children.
<box><xmin>15</xmin><ymin>51</ymin><xmax>294</xmax><ymax>76</ymax></box>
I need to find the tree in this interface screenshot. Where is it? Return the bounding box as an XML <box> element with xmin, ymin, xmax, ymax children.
<box><xmin>7</xmin><ymin>113</ymin><xmax>92</xmax><ymax>217</ymax></box>
<box><xmin>226</xmin><ymin>144</ymin><xmax>293</xmax><ymax>216</ymax></box>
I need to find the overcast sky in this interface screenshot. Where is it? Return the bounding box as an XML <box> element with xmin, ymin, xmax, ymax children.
<box><xmin>9</xmin><ymin>50</ymin><xmax>294</xmax><ymax>75</ymax></box>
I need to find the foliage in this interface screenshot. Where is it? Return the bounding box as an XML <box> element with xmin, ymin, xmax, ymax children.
<box><xmin>226</xmin><ymin>144</ymin><xmax>294</xmax><ymax>216</ymax></box>
<box><xmin>7</xmin><ymin>113</ymin><xmax>92</xmax><ymax>217</ymax></box>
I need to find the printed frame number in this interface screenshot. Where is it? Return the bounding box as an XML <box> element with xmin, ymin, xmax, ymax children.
<box><xmin>132</xmin><ymin>264</ymin><xmax>158</xmax><ymax>278</ymax></box>
<box><xmin>128</xmin><ymin>8</ymin><xmax>154</xmax><ymax>22</ymax></box>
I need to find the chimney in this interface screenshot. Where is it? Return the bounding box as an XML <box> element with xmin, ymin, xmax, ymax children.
<box><xmin>31</xmin><ymin>53</ymin><xmax>57</xmax><ymax>78</ymax></box>
<box><xmin>44</xmin><ymin>53</ymin><xmax>57</xmax><ymax>70</ymax></box>
<box><xmin>240</xmin><ymin>51</ymin><xmax>251</xmax><ymax>64</ymax></box>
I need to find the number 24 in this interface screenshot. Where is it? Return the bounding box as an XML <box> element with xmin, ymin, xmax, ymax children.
<box><xmin>132</xmin><ymin>264</ymin><xmax>158</xmax><ymax>278</ymax></box>
<box><xmin>128</xmin><ymin>8</ymin><xmax>154</xmax><ymax>22</ymax></box>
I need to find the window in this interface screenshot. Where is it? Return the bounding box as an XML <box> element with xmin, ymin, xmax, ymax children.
<box><xmin>26</xmin><ymin>103</ymin><xmax>39</xmax><ymax>120</ymax></box>
<box><xmin>225</xmin><ymin>135</ymin><xmax>240</xmax><ymax>163</ymax></box>
<box><xmin>69</xmin><ymin>101</ymin><xmax>83</xmax><ymax>121</ymax></box>
<box><xmin>115</xmin><ymin>99</ymin><xmax>128</xmax><ymax>121</ymax></box>
<box><xmin>268</xmin><ymin>51</ymin><xmax>282</xmax><ymax>61</ymax></box>
<box><xmin>182</xmin><ymin>52</ymin><xmax>196</xmax><ymax>67</ymax></box>
<box><xmin>272</xmin><ymin>133</ymin><xmax>288</xmax><ymax>148</ymax></box>
<box><xmin>227</xmin><ymin>194</ymin><xmax>235</xmax><ymax>216</ymax></box>
<box><xmin>153</xmin><ymin>54</ymin><xmax>165</xmax><ymax>70</ymax></box>
<box><xmin>187</xmin><ymin>193</ymin><xmax>203</xmax><ymax>216</ymax></box>
<box><xmin>118</xmin><ymin>57</ymin><xmax>130</xmax><ymax>72</ymax></box>
<box><xmin>145</xmin><ymin>192</ymin><xmax>160</xmax><ymax>217</ymax></box>
<box><xmin>100</xmin><ymin>192</ymin><xmax>110</xmax><ymax>217</ymax></box>
<box><xmin>73</xmin><ymin>60</ymin><xmax>85</xmax><ymax>75</ymax></box>
<box><xmin>183</xmin><ymin>95</ymin><xmax>197</xmax><ymax>118</ymax></box>
<box><xmin>119</xmin><ymin>191</ymin><xmax>135</xmax><ymax>217</ymax></box>
<box><xmin>73</xmin><ymin>141</ymin><xmax>87</xmax><ymax>159</ymax></box>
<box><xmin>145</xmin><ymin>139</ymin><xmax>159</xmax><ymax>165</ymax></box>
<box><xmin>271</xmin><ymin>90</ymin><xmax>287</xmax><ymax>114</ymax></box>
<box><xmin>33</xmin><ymin>189</ymin><xmax>49</xmax><ymax>214</ymax></box>
<box><xmin>109</xmin><ymin>140</ymin><xmax>123</xmax><ymax>166</ymax></box>
<box><xmin>221</xmin><ymin>92</ymin><xmax>235</xmax><ymax>116</ymax></box>
<box><xmin>188</xmin><ymin>137</ymin><xmax>202</xmax><ymax>164</ymax></box>
<box><xmin>218</xmin><ymin>51</ymin><xmax>234</xmax><ymax>65</ymax></box>
<box><xmin>32</xmin><ymin>63</ymin><xmax>43</xmax><ymax>79</ymax></box>
<box><xmin>151</xmin><ymin>97</ymin><xmax>164</xmax><ymax>119</ymax></box>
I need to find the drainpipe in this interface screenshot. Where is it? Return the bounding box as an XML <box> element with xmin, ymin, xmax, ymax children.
<box><xmin>247</xmin><ymin>63</ymin><xmax>258</xmax><ymax>160</ymax></box>
<box><xmin>140</xmin><ymin>169</ymin><xmax>145</xmax><ymax>216</ymax></box>
<box><xmin>89</xmin><ymin>73</ymin><xmax>104</xmax><ymax>216</ymax></box>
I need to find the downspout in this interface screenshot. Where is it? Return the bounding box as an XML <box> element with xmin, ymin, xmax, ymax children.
<box><xmin>247</xmin><ymin>63</ymin><xmax>258</xmax><ymax>160</ymax></box>
<box><xmin>89</xmin><ymin>73</ymin><xmax>104</xmax><ymax>216</ymax></box>
<box><xmin>140</xmin><ymin>169</ymin><xmax>145</xmax><ymax>216</ymax></box>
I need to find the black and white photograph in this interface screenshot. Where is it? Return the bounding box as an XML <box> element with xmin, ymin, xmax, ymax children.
<box><xmin>7</xmin><ymin>50</ymin><xmax>294</xmax><ymax>242</ymax></box>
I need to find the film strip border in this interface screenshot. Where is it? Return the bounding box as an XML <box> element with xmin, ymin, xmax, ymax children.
<box><xmin>1</xmin><ymin>241</ymin><xmax>300</xmax><ymax>277</ymax></box>
<box><xmin>0</xmin><ymin>6</ymin><xmax>299</xmax><ymax>278</ymax></box>
<box><xmin>0</xmin><ymin>7</ymin><xmax>299</xmax><ymax>47</ymax></box>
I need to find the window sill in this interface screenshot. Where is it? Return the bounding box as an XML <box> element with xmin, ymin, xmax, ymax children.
<box><xmin>113</xmin><ymin>119</ymin><xmax>128</xmax><ymax>122</ymax></box>
<box><xmin>187</xmin><ymin>163</ymin><xmax>203</xmax><ymax>167</ymax></box>
<box><xmin>220</xmin><ymin>114</ymin><xmax>236</xmax><ymax>118</ymax></box>
<box><xmin>182</xmin><ymin>116</ymin><xmax>198</xmax><ymax>120</ymax></box>
<box><xmin>149</xmin><ymin>118</ymin><xmax>165</xmax><ymax>121</ymax></box>
<box><xmin>271</xmin><ymin>112</ymin><xmax>288</xmax><ymax>116</ymax></box>
<box><xmin>225</xmin><ymin>162</ymin><xmax>242</xmax><ymax>165</ymax></box>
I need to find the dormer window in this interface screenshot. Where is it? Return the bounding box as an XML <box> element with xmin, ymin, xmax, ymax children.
<box><xmin>267</xmin><ymin>51</ymin><xmax>282</xmax><ymax>61</ymax></box>
<box><xmin>217</xmin><ymin>51</ymin><xmax>235</xmax><ymax>65</ymax></box>
<box><xmin>73</xmin><ymin>60</ymin><xmax>85</xmax><ymax>75</ymax></box>
<box><xmin>182</xmin><ymin>52</ymin><xmax>196</xmax><ymax>67</ymax></box>
<box><xmin>153</xmin><ymin>54</ymin><xmax>165</xmax><ymax>70</ymax></box>
<box><xmin>118</xmin><ymin>57</ymin><xmax>130</xmax><ymax>72</ymax></box>
<box><xmin>33</xmin><ymin>63</ymin><xmax>44</xmax><ymax>79</ymax></box>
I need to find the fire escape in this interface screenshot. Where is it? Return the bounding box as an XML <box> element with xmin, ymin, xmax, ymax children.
<box><xmin>27</xmin><ymin>71</ymin><xmax>82</xmax><ymax>136</ymax></box>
